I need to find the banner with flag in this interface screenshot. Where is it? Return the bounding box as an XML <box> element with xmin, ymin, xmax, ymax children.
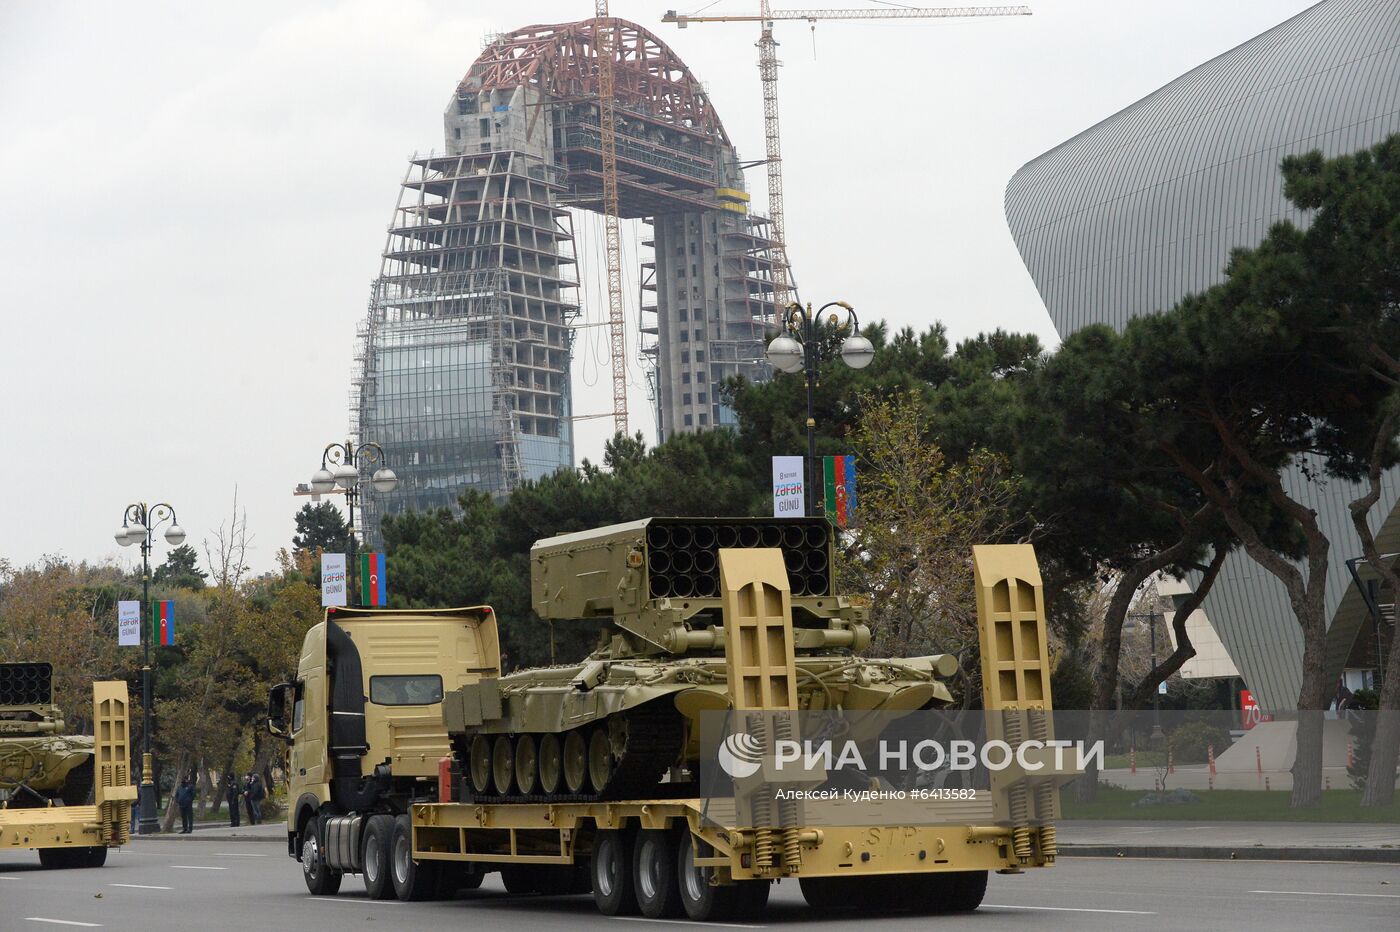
<box><xmin>823</xmin><ymin>455</ymin><xmax>857</xmax><ymax>528</ymax></box>
<box><xmin>152</xmin><ymin>600</ymin><xmax>175</xmax><ymax>646</ymax></box>
<box><xmin>361</xmin><ymin>553</ymin><xmax>387</xmax><ymax>607</ymax></box>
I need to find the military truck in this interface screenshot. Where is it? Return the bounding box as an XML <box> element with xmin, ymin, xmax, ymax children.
<box><xmin>0</xmin><ymin>663</ymin><xmax>137</xmax><ymax>867</ymax></box>
<box><xmin>269</xmin><ymin>518</ymin><xmax>1066</xmax><ymax>919</ymax></box>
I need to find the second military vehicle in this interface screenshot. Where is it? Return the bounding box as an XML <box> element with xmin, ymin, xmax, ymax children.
<box><xmin>270</xmin><ymin>517</ymin><xmax>1068</xmax><ymax>919</ymax></box>
<box><xmin>0</xmin><ymin>663</ymin><xmax>137</xmax><ymax>868</ymax></box>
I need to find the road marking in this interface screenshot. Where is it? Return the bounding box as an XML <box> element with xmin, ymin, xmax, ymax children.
<box><xmin>25</xmin><ymin>921</ymin><xmax>102</xmax><ymax>928</ymax></box>
<box><xmin>212</xmin><ymin>852</ymin><xmax>268</xmax><ymax>857</ymax></box>
<box><xmin>1248</xmin><ymin>890</ymin><xmax>1400</xmax><ymax>899</ymax></box>
<box><xmin>306</xmin><ymin>898</ymin><xmax>402</xmax><ymax>907</ymax></box>
<box><xmin>986</xmin><ymin>904</ymin><xmax>1157</xmax><ymax>915</ymax></box>
<box><xmin>109</xmin><ymin>883</ymin><xmax>173</xmax><ymax>890</ymax></box>
<box><xmin>615</xmin><ymin>918</ymin><xmax>765</xmax><ymax>929</ymax></box>
<box><xmin>0</xmin><ymin>875</ymin><xmax>21</xmax><ymax>880</ymax></box>
<box><xmin>171</xmin><ymin>865</ymin><xmax>228</xmax><ymax>870</ymax></box>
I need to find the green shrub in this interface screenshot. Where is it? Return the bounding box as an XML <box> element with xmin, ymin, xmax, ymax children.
<box><xmin>1168</xmin><ymin>720</ymin><xmax>1231</xmax><ymax>764</ymax></box>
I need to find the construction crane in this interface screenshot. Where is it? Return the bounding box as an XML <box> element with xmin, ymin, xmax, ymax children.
<box><xmin>594</xmin><ymin>3</ymin><xmax>629</xmax><ymax>436</ymax></box>
<box><xmin>663</xmin><ymin>4</ymin><xmax>1032</xmax><ymax>308</ymax></box>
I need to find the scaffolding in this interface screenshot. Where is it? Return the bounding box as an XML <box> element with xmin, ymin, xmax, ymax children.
<box><xmin>355</xmin><ymin>150</ymin><xmax>577</xmax><ymax>544</ymax></box>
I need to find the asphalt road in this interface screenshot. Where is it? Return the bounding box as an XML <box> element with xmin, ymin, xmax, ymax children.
<box><xmin>1</xmin><ymin>839</ymin><xmax>1397</xmax><ymax>931</ymax></box>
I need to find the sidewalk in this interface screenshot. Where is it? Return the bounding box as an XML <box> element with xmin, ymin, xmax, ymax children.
<box><xmin>1059</xmin><ymin>819</ymin><xmax>1400</xmax><ymax>863</ymax></box>
<box><xmin>130</xmin><ymin>820</ymin><xmax>284</xmax><ymax>843</ymax></box>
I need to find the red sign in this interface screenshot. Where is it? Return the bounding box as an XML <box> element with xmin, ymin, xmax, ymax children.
<box><xmin>1240</xmin><ymin>689</ymin><xmax>1273</xmax><ymax>729</ymax></box>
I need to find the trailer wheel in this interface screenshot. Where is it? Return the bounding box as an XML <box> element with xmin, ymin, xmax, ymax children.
<box><xmin>941</xmin><ymin>870</ymin><xmax>988</xmax><ymax>912</ymax></box>
<box><xmin>301</xmin><ymin>815</ymin><xmax>343</xmax><ymax>896</ymax></box>
<box><xmin>633</xmin><ymin>829</ymin><xmax>683</xmax><ymax>918</ymax></box>
<box><xmin>799</xmin><ymin>877</ymin><xmax>861</xmax><ymax>912</ymax></box>
<box><xmin>501</xmin><ymin>865</ymin><xmax>540</xmax><ymax>895</ymax></box>
<box><xmin>73</xmin><ymin>846</ymin><xmax>107</xmax><ymax>869</ymax></box>
<box><xmin>676</xmin><ymin>832</ymin><xmax>737</xmax><ymax>921</ymax></box>
<box><xmin>390</xmin><ymin>813</ymin><xmax>439</xmax><ymax>901</ymax></box>
<box><xmin>361</xmin><ymin>814</ymin><xmax>395</xmax><ymax>900</ymax></box>
<box><xmin>733</xmin><ymin>877</ymin><xmax>771</xmax><ymax>920</ymax></box>
<box><xmin>38</xmin><ymin>848</ymin><xmax>72</xmax><ymax>869</ymax></box>
<box><xmin>591</xmin><ymin>829</ymin><xmax>638</xmax><ymax>916</ymax></box>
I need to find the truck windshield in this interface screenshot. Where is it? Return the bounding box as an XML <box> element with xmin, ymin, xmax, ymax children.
<box><xmin>369</xmin><ymin>674</ymin><xmax>444</xmax><ymax>706</ymax></box>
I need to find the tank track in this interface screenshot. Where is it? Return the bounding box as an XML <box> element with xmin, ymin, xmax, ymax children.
<box><xmin>463</xmin><ymin>704</ymin><xmax>686</xmax><ymax>804</ymax></box>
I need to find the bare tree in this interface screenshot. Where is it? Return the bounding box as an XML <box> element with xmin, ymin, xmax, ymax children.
<box><xmin>204</xmin><ymin>486</ymin><xmax>254</xmax><ymax>590</ymax></box>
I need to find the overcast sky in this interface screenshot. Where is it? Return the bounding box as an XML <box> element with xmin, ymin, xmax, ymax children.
<box><xmin>0</xmin><ymin>0</ymin><xmax>1319</xmax><ymax>575</ymax></box>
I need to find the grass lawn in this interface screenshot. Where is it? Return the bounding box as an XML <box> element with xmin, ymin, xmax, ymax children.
<box><xmin>1103</xmin><ymin>750</ymin><xmax>1169</xmax><ymax>769</ymax></box>
<box><xmin>1060</xmin><ymin>786</ymin><xmax>1400</xmax><ymax>825</ymax></box>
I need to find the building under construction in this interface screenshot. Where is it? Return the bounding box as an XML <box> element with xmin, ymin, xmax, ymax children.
<box><xmin>354</xmin><ymin>17</ymin><xmax>784</xmax><ymax>541</ymax></box>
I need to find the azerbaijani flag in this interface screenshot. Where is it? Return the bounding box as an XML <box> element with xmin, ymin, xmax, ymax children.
<box><xmin>823</xmin><ymin>455</ymin><xmax>857</xmax><ymax>528</ymax></box>
<box><xmin>361</xmin><ymin>553</ymin><xmax>387</xmax><ymax>607</ymax></box>
<box><xmin>152</xmin><ymin>600</ymin><xmax>175</xmax><ymax>646</ymax></box>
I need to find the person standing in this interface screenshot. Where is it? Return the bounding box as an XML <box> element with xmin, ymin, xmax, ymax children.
<box><xmin>174</xmin><ymin>776</ymin><xmax>196</xmax><ymax>834</ymax></box>
<box><xmin>224</xmin><ymin>773</ymin><xmax>241</xmax><ymax>828</ymax></box>
<box><xmin>242</xmin><ymin>773</ymin><xmax>259</xmax><ymax>826</ymax></box>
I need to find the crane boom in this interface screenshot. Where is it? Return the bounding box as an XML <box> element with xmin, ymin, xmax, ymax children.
<box><xmin>595</xmin><ymin>4</ymin><xmax>629</xmax><ymax>437</ymax></box>
<box><xmin>665</xmin><ymin>6</ymin><xmax>1031</xmax><ymax>25</ymax></box>
<box><xmin>664</xmin><ymin>4</ymin><xmax>1029</xmax><ymax>317</ymax></box>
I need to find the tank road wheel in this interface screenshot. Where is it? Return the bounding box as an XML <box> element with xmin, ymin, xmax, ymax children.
<box><xmin>676</xmin><ymin>831</ymin><xmax>737</xmax><ymax>921</ymax></box>
<box><xmin>300</xmin><ymin>815</ymin><xmax>343</xmax><ymax>896</ymax></box>
<box><xmin>515</xmin><ymin>734</ymin><xmax>538</xmax><ymax>795</ymax></box>
<box><xmin>591</xmin><ymin>829</ymin><xmax>638</xmax><ymax>916</ymax></box>
<box><xmin>469</xmin><ymin>735</ymin><xmax>493</xmax><ymax>796</ymax></box>
<box><xmin>492</xmin><ymin>736</ymin><xmax>516</xmax><ymax>795</ymax></box>
<box><xmin>563</xmin><ymin>730</ymin><xmax>589</xmax><ymax>794</ymax></box>
<box><xmin>538</xmin><ymin>733</ymin><xmax>563</xmax><ymax>794</ymax></box>
<box><xmin>390</xmin><ymin>813</ymin><xmax>440</xmax><ymax>901</ymax></box>
<box><xmin>632</xmin><ymin>829</ymin><xmax>683</xmax><ymax>918</ymax></box>
<box><xmin>587</xmin><ymin>728</ymin><xmax>614</xmax><ymax>794</ymax></box>
<box><xmin>361</xmin><ymin>814</ymin><xmax>395</xmax><ymax>900</ymax></box>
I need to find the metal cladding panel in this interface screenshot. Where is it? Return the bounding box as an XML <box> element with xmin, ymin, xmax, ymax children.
<box><xmin>1005</xmin><ymin>0</ymin><xmax>1400</xmax><ymax>710</ymax></box>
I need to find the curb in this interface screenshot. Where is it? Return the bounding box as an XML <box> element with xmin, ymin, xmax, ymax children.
<box><xmin>131</xmin><ymin>831</ymin><xmax>283</xmax><ymax>844</ymax></box>
<box><xmin>1061</xmin><ymin>844</ymin><xmax>1400</xmax><ymax>864</ymax></box>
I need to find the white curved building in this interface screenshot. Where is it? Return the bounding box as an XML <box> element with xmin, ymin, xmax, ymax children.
<box><xmin>1006</xmin><ymin>0</ymin><xmax>1400</xmax><ymax>709</ymax></box>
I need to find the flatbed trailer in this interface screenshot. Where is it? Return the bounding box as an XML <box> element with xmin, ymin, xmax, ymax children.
<box><xmin>0</xmin><ymin>681</ymin><xmax>136</xmax><ymax>868</ymax></box>
<box><xmin>273</xmin><ymin>534</ymin><xmax>1067</xmax><ymax>919</ymax></box>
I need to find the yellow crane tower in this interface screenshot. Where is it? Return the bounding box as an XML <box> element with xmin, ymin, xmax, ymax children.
<box><xmin>594</xmin><ymin>2</ymin><xmax>629</xmax><ymax>436</ymax></box>
<box><xmin>663</xmin><ymin>4</ymin><xmax>1032</xmax><ymax>308</ymax></box>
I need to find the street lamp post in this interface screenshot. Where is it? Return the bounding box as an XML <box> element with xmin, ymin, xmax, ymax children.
<box><xmin>308</xmin><ymin>439</ymin><xmax>398</xmax><ymax>603</ymax></box>
<box><xmin>114</xmin><ymin>502</ymin><xmax>185</xmax><ymax>835</ymax></box>
<box><xmin>765</xmin><ymin>301</ymin><xmax>875</xmax><ymax>516</ymax></box>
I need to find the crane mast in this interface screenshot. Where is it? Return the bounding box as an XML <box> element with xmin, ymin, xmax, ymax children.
<box><xmin>663</xmin><ymin>4</ymin><xmax>1031</xmax><ymax>313</ymax></box>
<box><xmin>595</xmin><ymin>3</ymin><xmax>629</xmax><ymax>437</ymax></box>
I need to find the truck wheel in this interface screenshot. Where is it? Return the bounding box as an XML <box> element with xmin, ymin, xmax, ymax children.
<box><xmin>632</xmin><ymin>829</ymin><xmax>683</xmax><ymax>918</ymax></box>
<box><xmin>591</xmin><ymin>829</ymin><xmax>638</xmax><ymax>916</ymax></box>
<box><xmin>676</xmin><ymin>832</ymin><xmax>735</xmax><ymax>921</ymax></box>
<box><xmin>390</xmin><ymin>813</ymin><xmax>439</xmax><ymax>901</ymax></box>
<box><xmin>301</xmin><ymin>815</ymin><xmax>343</xmax><ymax>896</ymax></box>
<box><xmin>361</xmin><ymin>814</ymin><xmax>395</xmax><ymax>900</ymax></box>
